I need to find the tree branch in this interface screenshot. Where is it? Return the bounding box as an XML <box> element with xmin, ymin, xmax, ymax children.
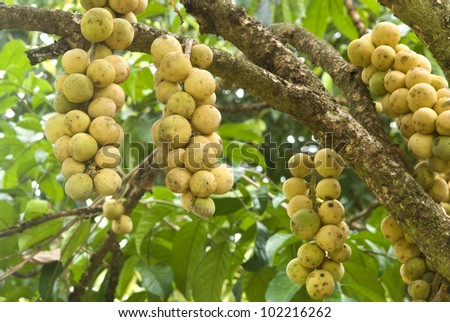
<box><xmin>217</xmin><ymin>102</ymin><xmax>269</xmax><ymax>113</ymax></box>
<box><xmin>343</xmin><ymin>0</ymin><xmax>367</xmax><ymax>37</ymax></box>
<box><xmin>105</xmin><ymin>241</ymin><xmax>122</xmax><ymax>302</ymax></box>
<box><xmin>0</xmin><ymin>206</ymin><xmax>102</xmax><ymax>239</ymax></box>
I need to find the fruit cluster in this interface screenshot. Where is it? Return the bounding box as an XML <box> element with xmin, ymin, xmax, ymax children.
<box><xmin>284</xmin><ymin>148</ymin><xmax>351</xmax><ymax>300</ymax></box>
<box><xmin>347</xmin><ymin>21</ymin><xmax>446</xmax><ymax>301</ymax></box>
<box><xmin>149</xmin><ymin>35</ymin><xmax>234</xmax><ymax>219</ymax></box>
<box><xmin>44</xmin><ymin>0</ymin><xmax>148</xmax><ymax>233</ymax></box>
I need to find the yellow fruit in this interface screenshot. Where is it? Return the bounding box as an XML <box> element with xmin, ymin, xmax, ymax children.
<box><xmin>338</xmin><ymin>221</ymin><xmax>350</xmax><ymax>240</ymax></box>
<box><xmin>63</xmin><ymin>73</ymin><xmax>94</xmax><ymax>103</ymax></box>
<box><xmin>408</xmin><ymin>133</ymin><xmax>434</xmax><ymax>160</ymax></box>
<box><xmin>288</xmin><ymin>153</ymin><xmax>313</xmax><ymax>177</ymax></box>
<box><xmin>184</xmin><ymin>68</ymin><xmax>216</xmax><ymax>100</ymax></box>
<box><xmin>189</xmin><ymin>170</ymin><xmax>217</xmax><ymax>197</ymax></box>
<box><xmin>321</xmin><ymin>259</ymin><xmax>345</xmax><ymax>282</ymax></box>
<box><xmin>371</xmin><ymin>45</ymin><xmax>395</xmax><ymax>70</ymax></box>
<box><xmin>64</xmin><ymin>110</ymin><xmax>91</xmax><ymax>135</ymax></box>
<box><xmin>400</xmin><ymin>257</ymin><xmax>427</xmax><ymax>281</ymax></box>
<box><xmin>158</xmin><ymin>115</ymin><xmax>192</xmax><ymax>149</ymax></box>
<box><xmin>65</xmin><ymin>173</ymin><xmax>94</xmax><ymax>201</ymax></box>
<box><xmin>88</xmin><ymin>43</ymin><xmax>113</xmax><ymax>60</ymax></box>
<box><xmin>151</xmin><ymin>119</ymin><xmax>162</xmax><ymax>146</ymax></box>
<box><xmin>393</xmin><ymin>238</ymin><xmax>421</xmax><ymax>263</ymax></box>
<box><xmin>297</xmin><ymin>243</ymin><xmax>325</xmax><ymax>269</ymax></box>
<box><xmin>193</xmin><ymin>197</ymin><xmax>215</xmax><ymax>218</ymax></box>
<box><xmin>347</xmin><ymin>39</ymin><xmax>374</xmax><ymax>67</ymax></box>
<box><xmin>313</xmin><ymin>148</ymin><xmax>344</xmax><ymax>178</ymax></box>
<box><xmin>62</xmin><ymin>48</ymin><xmax>90</xmax><ymax>74</ymax></box>
<box><xmin>95</xmin><ymin>145</ymin><xmax>121</xmax><ymax>168</ymax></box>
<box><xmin>181</xmin><ymin>190</ymin><xmax>196</xmax><ymax>212</ymax></box>
<box><xmin>380</xmin><ymin>215</ymin><xmax>404</xmax><ymax>242</ymax></box>
<box><xmin>89</xmin><ymin>116</ymin><xmax>121</xmax><ymax>145</ymax></box>
<box><xmin>361</xmin><ymin>65</ymin><xmax>379</xmax><ymax>85</ymax></box>
<box><xmin>431</xmin><ymin>75</ymin><xmax>448</xmax><ymax>90</ymax></box>
<box><xmin>209</xmin><ymin>164</ymin><xmax>234</xmax><ymax>195</ymax></box>
<box><xmin>102</xmin><ymin>198</ymin><xmax>124</xmax><ymax>220</ymax></box>
<box><xmin>328</xmin><ymin>243</ymin><xmax>352</xmax><ymax>262</ymax></box>
<box><xmin>384</xmin><ymin>70</ymin><xmax>406</xmax><ymax>93</ymax></box>
<box><xmin>394</xmin><ymin>50</ymin><xmax>421</xmax><ymax>73</ymax></box>
<box><xmin>86</xmin><ymin>59</ymin><xmax>116</xmax><ymax>88</ymax></box>
<box><xmin>433</xmin><ymin>97</ymin><xmax>450</xmax><ymax>114</ymax></box>
<box><xmin>54</xmin><ymin>73</ymin><xmax>68</xmax><ymax>92</ymax></box>
<box><xmin>112</xmin><ymin>215</ymin><xmax>133</xmax><ymax>234</ymax></box>
<box><xmin>389</xmin><ymin>88</ymin><xmax>410</xmax><ymax>115</ymax></box>
<box><xmin>398</xmin><ymin>113</ymin><xmax>416</xmax><ymax>139</ymax></box>
<box><xmin>159</xmin><ymin>52</ymin><xmax>192</xmax><ymax>82</ymax></box>
<box><xmin>69</xmin><ymin>133</ymin><xmax>99</xmax><ymax>162</ymax></box>
<box><xmin>93</xmin><ymin>82</ymin><xmax>126</xmax><ymax>111</ymax></box>
<box><xmin>104</xmin><ymin>18</ymin><xmax>134</xmax><ymax>50</ymax></box>
<box><xmin>190</xmin><ymin>105</ymin><xmax>221</xmax><ymax>135</ymax></box>
<box><xmin>165</xmin><ymin>167</ymin><xmax>192</xmax><ymax>193</ymax></box>
<box><xmin>104</xmin><ymin>55</ymin><xmax>130</xmax><ymax>84</ymax></box>
<box><xmin>109</xmin><ymin>0</ymin><xmax>139</xmax><ymax>14</ymax></box>
<box><xmin>44</xmin><ymin>113</ymin><xmax>68</xmax><ymax>143</ymax></box>
<box><xmin>316</xmin><ymin>178</ymin><xmax>341</xmax><ymax>200</ymax></box>
<box><xmin>94</xmin><ymin>168</ymin><xmax>122</xmax><ymax>196</ymax></box>
<box><xmin>61</xmin><ymin>157</ymin><xmax>86</xmax><ymax>179</ymax></box>
<box><xmin>54</xmin><ymin>135</ymin><xmax>71</xmax><ymax>162</ymax></box>
<box><xmin>190</xmin><ymin>44</ymin><xmax>214</xmax><ymax>69</ymax></box>
<box><xmin>167</xmin><ymin>91</ymin><xmax>196</xmax><ymax>118</ymax></box>
<box><xmin>87</xmin><ymin>97</ymin><xmax>116</xmax><ymax>118</ymax></box>
<box><xmin>318</xmin><ymin>200</ymin><xmax>345</xmax><ymax>225</ymax></box>
<box><xmin>282</xmin><ymin>177</ymin><xmax>309</xmax><ymax>200</ymax></box>
<box><xmin>286</xmin><ymin>258</ymin><xmax>312</xmax><ymax>285</ymax></box>
<box><xmin>407</xmin><ymin>82</ymin><xmax>437</xmax><ymax>111</ymax></box>
<box><xmin>315</xmin><ymin>224</ymin><xmax>345</xmax><ymax>252</ymax></box>
<box><xmin>306</xmin><ymin>269</ymin><xmax>335</xmax><ymax>300</ymax></box>
<box><xmin>290</xmin><ymin>209</ymin><xmax>321</xmax><ymax>240</ymax></box>
<box><xmin>81</xmin><ymin>8</ymin><xmax>114</xmax><ymax>43</ymax></box>
<box><xmin>412</xmin><ymin>107</ymin><xmax>437</xmax><ymax>134</ymax></box>
<box><xmin>155</xmin><ymin>80</ymin><xmax>182</xmax><ymax>104</ymax></box>
<box><xmin>133</xmin><ymin>0</ymin><xmax>148</xmax><ymax>15</ymax></box>
<box><xmin>428</xmin><ymin>178</ymin><xmax>448</xmax><ymax>202</ymax></box>
<box><xmin>287</xmin><ymin>195</ymin><xmax>313</xmax><ymax>218</ymax></box>
<box><xmin>436</xmin><ymin>110</ymin><xmax>450</xmax><ymax>135</ymax></box>
<box><xmin>405</xmin><ymin>67</ymin><xmax>432</xmax><ymax>88</ymax></box>
<box><xmin>407</xmin><ymin>280</ymin><xmax>430</xmax><ymax>300</ymax></box>
<box><xmin>371</xmin><ymin>22</ymin><xmax>400</xmax><ymax>47</ymax></box>
<box><xmin>150</xmin><ymin>35</ymin><xmax>182</xmax><ymax>67</ymax></box>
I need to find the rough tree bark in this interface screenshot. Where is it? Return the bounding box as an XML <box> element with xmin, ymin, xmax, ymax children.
<box><xmin>1</xmin><ymin>1</ymin><xmax>450</xmax><ymax>294</ymax></box>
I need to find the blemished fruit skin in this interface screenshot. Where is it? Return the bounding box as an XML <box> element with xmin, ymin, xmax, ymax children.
<box><xmin>393</xmin><ymin>238</ymin><xmax>421</xmax><ymax>263</ymax></box>
<box><xmin>159</xmin><ymin>52</ymin><xmax>192</xmax><ymax>82</ymax></box>
<box><xmin>290</xmin><ymin>209</ymin><xmax>321</xmax><ymax>240</ymax></box>
<box><xmin>104</xmin><ymin>18</ymin><xmax>135</xmax><ymax>50</ymax></box>
<box><xmin>313</xmin><ymin>148</ymin><xmax>344</xmax><ymax>178</ymax></box>
<box><xmin>380</xmin><ymin>215</ymin><xmax>404</xmax><ymax>242</ymax></box>
<box><xmin>65</xmin><ymin>173</ymin><xmax>94</xmax><ymax>201</ymax></box>
<box><xmin>193</xmin><ymin>197</ymin><xmax>215</xmax><ymax>218</ymax></box>
<box><xmin>318</xmin><ymin>200</ymin><xmax>345</xmax><ymax>225</ymax></box>
<box><xmin>286</xmin><ymin>258</ymin><xmax>312</xmax><ymax>285</ymax></box>
<box><xmin>102</xmin><ymin>199</ymin><xmax>124</xmax><ymax>220</ymax></box>
<box><xmin>407</xmin><ymin>280</ymin><xmax>430</xmax><ymax>300</ymax></box>
<box><xmin>347</xmin><ymin>39</ymin><xmax>374</xmax><ymax>67</ymax></box>
<box><xmin>315</xmin><ymin>178</ymin><xmax>341</xmax><ymax>200</ymax></box>
<box><xmin>315</xmin><ymin>224</ymin><xmax>345</xmax><ymax>252</ymax></box>
<box><xmin>69</xmin><ymin>133</ymin><xmax>98</xmax><ymax>162</ymax></box>
<box><xmin>190</xmin><ymin>44</ymin><xmax>214</xmax><ymax>69</ymax></box>
<box><xmin>297</xmin><ymin>243</ymin><xmax>325</xmax><ymax>269</ymax></box>
<box><xmin>209</xmin><ymin>164</ymin><xmax>234</xmax><ymax>195</ymax></box>
<box><xmin>282</xmin><ymin>177</ymin><xmax>309</xmax><ymax>200</ymax></box>
<box><xmin>61</xmin><ymin>157</ymin><xmax>86</xmax><ymax>179</ymax></box>
<box><xmin>150</xmin><ymin>35</ymin><xmax>183</xmax><ymax>67</ymax></box>
<box><xmin>158</xmin><ymin>115</ymin><xmax>192</xmax><ymax>149</ymax></box>
<box><xmin>184</xmin><ymin>68</ymin><xmax>216</xmax><ymax>100</ymax></box>
<box><xmin>287</xmin><ymin>195</ymin><xmax>313</xmax><ymax>218</ymax></box>
<box><xmin>45</xmin><ymin>113</ymin><xmax>68</xmax><ymax>143</ymax></box>
<box><xmin>288</xmin><ymin>152</ymin><xmax>313</xmax><ymax>177</ymax></box>
<box><xmin>81</xmin><ymin>8</ymin><xmax>114</xmax><ymax>43</ymax></box>
<box><xmin>165</xmin><ymin>167</ymin><xmax>191</xmax><ymax>193</ymax></box>
<box><xmin>371</xmin><ymin>21</ymin><xmax>400</xmax><ymax>47</ymax></box>
<box><xmin>189</xmin><ymin>170</ymin><xmax>217</xmax><ymax>197</ymax></box>
<box><xmin>94</xmin><ymin>168</ymin><xmax>122</xmax><ymax>196</ymax></box>
<box><xmin>62</xmin><ymin>49</ymin><xmax>90</xmax><ymax>74</ymax></box>
<box><xmin>63</xmin><ymin>73</ymin><xmax>94</xmax><ymax>103</ymax></box>
<box><xmin>321</xmin><ymin>259</ymin><xmax>345</xmax><ymax>282</ymax></box>
<box><xmin>432</xmin><ymin>136</ymin><xmax>450</xmax><ymax>160</ymax></box>
<box><xmin>112</xmin><ymin>215</ymin><xmax>133</xmax><ymax>235</ymax></box>
<box><xmin>306</xmin><ymin>269</ymin><xmax>335</xmax><ymax>300</ymax></box>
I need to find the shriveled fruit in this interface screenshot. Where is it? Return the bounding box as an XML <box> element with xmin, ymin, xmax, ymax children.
<box><xmin>102</xmin><ymin>198</ymin><xmax>124</xmax><ymax>220</ymax></box>
<box><xmin>306</xmin><ymin>269</ymin><xmax>335</xmax><ymax>300</ymax></box>
<box><xmin>290</xmin><ymin>209</ymin><xmax>321</xmax><ymax>240</ymax></box>
<box><xmin>112</xmin><ymin>215</ymin><xmax>133</xmax><ymax>235</ymax></box>
<box><xmin>286</xmin><ymin>258</ymin><xmax>312</xmax><ymax>285</ymax></box>
<box><xmin>65</xmin><ymin>173</ymin><xmax>94</xmax><ymax>201</ymax></box>
<box><xmin>94</xmin><ymin>168</ymin><xmax>122</xmax><ymax>196</ymax></box>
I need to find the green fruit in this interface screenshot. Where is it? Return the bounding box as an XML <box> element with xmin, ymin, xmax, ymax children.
<box><xmin>102</xmin><ymin>199</ymin><xmax>124</xmax><ymax>220</ymax></box>
<box><xmin>369</xmin><ymin>71</ymin><xmax>388</xmax><ymax>97</ymax></box>
<box><xmin>286</xmin><ymin>258</ymin><xmax>312</xmax><ymax>285</ymax></box>
<box><xmin>297</xmin><ymin>243</ymin><xmax>325</xmax><ymax>269</ymax></box>
<box><xmin>65</xmin><ymin>173</ymin><xmax>94</xmax><ymax>201</ymax></box>
<box><xmin>290</xmin><ymin>209</ymin><xmax>321</xmax><ymax>240</ymax></box>
<box><xmin>193</xmin><ymin>197</ymin><xmax>215</xmax><ymax>218</ymax></box>
<box><xmin>432</xmin><ymin>136</ymin><xmax>450</xmax><ymax>160</ymax></box>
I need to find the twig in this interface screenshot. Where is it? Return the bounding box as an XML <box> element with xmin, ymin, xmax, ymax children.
<box><xmin>169</xmin><ymin>0</ymin><xmax>184</xmax><ymax>25</ymax></box>
<box><xmin>241</xmin><ymin>174</ymin><xmax>287</xmax><ymax>209</ymax></box>
<box><xmin>343</xmin><ymin>0</ymin><xmax>367</xmax><ymax>37</ymax></box>
<box><xmin>105</xmin><ymin>241</ymin><xmax>122</xmax><ymax>302</ymax></box>
<box><xmin>0</xmin><ymin>206</ymin><xmax>102</xmax><ymax>239</ymax></box>
<box><xmin>348</xmin><ymin>200</ymin><xmax>380</xmax><ymax>229</ymax></box>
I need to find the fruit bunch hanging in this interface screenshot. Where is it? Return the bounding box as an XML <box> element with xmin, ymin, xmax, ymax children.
<box><xmin>284</xmin><ymin>148</ymin><xmax>351</xmax><ymax>300</ymax></box>
<box><xmin>149</xmin><ymin>35</ymin><xmax>234</xmax><ymax>219</ymax></box>
<box><xmin>44</xmin><ymin>0</ymin><xmax>149</xmax><ymax>234</ymax></box>
<box><xmin>347</xmin><ymin>21</ymin><xmax>446</xmax><ymax>301</ymax></box>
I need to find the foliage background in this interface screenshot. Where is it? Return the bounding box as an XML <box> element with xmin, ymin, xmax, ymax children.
<box><xmin>0</xmin><ymin>0</ymin><xmax>437</xmax><ymax>301</ymax></box>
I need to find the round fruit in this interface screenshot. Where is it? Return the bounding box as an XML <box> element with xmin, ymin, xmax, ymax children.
<box><xmin>88</xmin><ymin>97</ymin><xmax>116</xmax><ymax>118</ymax></box>
<box><xmin>286</xmin><ymin>258</ymin><xmax>312</xmax><ymax>285</ymax></box>
<box><xmin>436</xmin><ymin>110</ymin><xmax>450</xmax><ymax>135</ymax></box>
<box><xmin>321</xmin><ymin>259</ymin><xmax>345</xmax><ymax>282</ymax></box>
<box><xmin>65</xmin><ymin>173</ymin><xmax>94</xmax><ymax>201</ymax></box>
<box><xmin>361</xmin><ymin>65</ymin><xmax>379</xmax><ymax>85</ymax></box>
<box><xmin>193</xmin><ymin>197</ymin><xmax>215</xmax><ymax>218</ymax></box>
<box><xmin>184</xmin><ymin>68</ymin><xmax>216</xmax><ymax>100</ymax></box>
<box><xmin>290</xmin><ymin>209</ymin><xmax>321</xmax><ymax>240</ymax></box>
<box><xmin>54</xmin><ymin>135</ymin><xmax>71</xmax><ymax>162</ymax></box>
<box><xmin>282</xmin><ymin>177</ymin><xmax>309</xmax><ymax>200</ymax></box>
<box><xmin>288</xmin><ymin>153</ymin><xmax>313</xmax><ymax>177</ymax></box>
<box><xmin>408</xmin><ymin>133</ymin><xmax>434</xmax><ymax>160</ymax></box>
<box><xmin>93</xmin><ymin>83</ymin><xmax>126</xmax><ymax>111</ymax></box>
<box><xmin>297</xmin><ymin>243</ymin><xmax>325</xmax><ymax>269</ymax></box>
<box><xmin>431</xmin><ymin>136</ymin><xmax>450</xmax><ymax>160</ymax></box>
<box><xmin>431</xmin><ymin>75</ymin><xmax>448</xmax><ymax>90</ymax></box>
<box><xmin>159</xmin><ymin>52</ymin><xmax>192</xmax><ymax>82</ymax></box>
<box><xmin>306</xmin><ymin>269</ymin><xmax>335</xmax><ymax>300</ymax></box>
<box><xmin>133</xmin><ymin>0</ymin><xmax>148</xmax><ymax>15</ymax></box>
<box><xmin>314</xmin><ymin>148</ymin><xmax>344</xmax><ymax>178</ymax></box>
<box><xmin>318</xmin><ymin>200</ymin><xmax>345</xmax><ymax>225</ymax></box>
<box><xmin>64</xmin><ymin>110</ymin><xmax>91</xmax><ymax>135</ymax></box>
<box><xmin>412</xmin><ymin>107</ymin><xmax>437</xmax><ymax>134</ymax></box>
<box><xmin>287</xmin><ymin>195</ymin><xmax>313</xmax><ymax>218</ymax></box>
<box><xmin>315</xmin><ymin>224</ymin><xmax>345</xmax><ymax>252</ymax></box>
<box><xmin>53</xmin><ymin>92</ymin><xmax>80</xmax><ymax>114</ymax></box>
<box><xmin>165</xmin><ymin>167</ymin><xmax>192</xmax><ymax>193</ymax></box>
<box><xmin>428</xmin><ymin>178</ymin><xmax>449</xmax><ymax>202</ymax></box>
<box><xmin>181</xmin><ymin>191</ymin><xmax>196</xmax><ymax>212</ymax></box>
<box><xmin>112</xmin><ymin>215</ymin><xmax>133</xmax><ymax>235</ymax></box>
<box><xmin>189</xmin><ymin>170</ymin><xmax>217</xmax><ymax>197</ymax></box>
<box><xmin>400</xmin><ymin>257</ymin><xmax>427</xmax><ymax>281</ymax></box>
<box><xmin>61</xmin><ymin>157</ymin><xmax>86</xmax><ymax>179</ymax></box>
<box><xmin>407</xmin><ymin>280</ymin><xmax>430</xmax><ymax>300</ymax></box>
<box><xmin>104</xmin><ymin>55</ymin><xmax>130</xmax><ymax>84</ymax></box>
<box><xmin>380</xmin><ymin>215</ymin><xmax>404</xmax><ymax>242</ymax></box>
<box><xmin>407</xmin><ymin>83</ymin><xmax>437</xmax><ymax>111</ymax></box>
<box><xmin>315</xmin><ymin>178</ymin><xmax>341</xmax><ymax>200</ymax></box>
<box><xmin>88</xmin><ymin>43</ymin><xmax>113</xmax><ymax>60</ymax></box>
<box><xmin>190</xmin><ymin>44</ymin><xmax>214</xmax><ymax>68</ymax></box>
<box><xmin>62</xmin><ymin>48</ymin><xmax>90</xmax><ymax>74</ymax></box>
<box><xmin>80</xmin><ymin>8</ymin><xmax>114</xmax><ymax>43</ymax></box>
<box><xmin>347</xmin><ymin>39</ymin><xmax>374</xmax><ymax>67</ymax></box>
<box><xmin>190</xmin><ymin>105</ymin><xmax>221</xmax><ymax>135</ymax></box>
<box><xmin>69</xmin><ymin>133</ymin><xmax>98</xmax><ymax>162</ymax></box>
<box><xmin>210</xmin><ymin>164</ymin><xmax>234</xmax><ymax>195</ymax></box>
<box><xmin>44</xmin><ymin>113</ymin><xmax>68</xmax><ymax>143</ymax></box>
<box><xmin>371</xmin><ymin>22</ymin><xmax>400</xmax><ymax>47</ymax></box>
<box><xmin>393</xmin><ymin>238</ymin><xmax>421</xmax><ymax>263</ymax></box>
<box><xmin>155</xmin><ymin>80</ymin><xmax>182</xmax><ymax>104</ymax></box>
<box><xmin>102</xmin><ymin>198</ymin><xmax>124</xmax><ymax>220</ymax></box>
<box><xmin>384</xmin><ymin>70</ymin><xmax>406</xmax><ymax>93</ymax></box>
<box><xmin>369</xmin><ymin>71</ymin><xmax>388</xmax><ymax>97</ymax></box>
<box><xmin>94</xmin><ymin>168</ymin><xmax>122</xmax><ymax>196</ymax></box>
<box><xmin>108</xmin><ymin>0</ymin><xmax>138</xmax><ymax>14</ymax></box>
<box><xmin>394</xmin><ymin>50</ymin><xmax>421</xmax><ymax>74</ymax></box>
<box><xmin>405</xmin><ymin>67</ymin><xmax>432</xmax><ymax>88</ymax></box>
<box><xmin>89</xmin><ymin>116</ymin><xmax>121</xmax><ymax>145</ymax></box>
<box><xmin>104</xmin><ymin>18</ymin><xmax>134</xmax><ymax>50</ymax></box>
<box><xmin>158</xmin><ymin>115</ymin><xmax>192</xmax><ymax>149</ymax></box>
<box><xmin>328</xmin><ymin>243</ymin><xmax>352</xmax><ymax>262</ymax></box>
<box><xmin>371</xmin><ymin>45</ymin><xmax>395</xmax><ymax>70</ymax></box>
<box><xmin>389</xmin><ymin>87</ymin><xmax>410</xmax><ymax>115</ymax></box>
<box><xmin>150</xmin><ymin>35</ymin><xmax>182</xmax><ymax>67</ymax></box>
<box><xmin>433</xmin><ymin>97</ymin><xmax>450</xmax><ymax>114</ymax></box>
<box><xmin>63</xmin><ymin>73</ymin><xmax>94</xmax><ymax>103</ymax></box>
<box><xmin>167</xmin><ymin>91</ymin><xmax>196</xmax><ymax>118</ymax></box>
<box><xmin>86</xmin><ymin>59</ymin><xmax>116</xmax><ymax>88</ymax></box>
<box><xmin>54</xmin><ymin>73</ymin><xmax>68</xmax><ymax>92</ymax></box>
<box><xmin>95</xmin><ymin>145</ymin><xmax>121</xmax><ymax>168</ymax></box>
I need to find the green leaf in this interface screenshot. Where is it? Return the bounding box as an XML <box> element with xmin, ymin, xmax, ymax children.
<box><xmin>172</xmin><ymin>220</ymin><xmax>208</xmax><ymax>297</ymax></box>
<box><xmin>266</xmin><ymin>269</ymin><xmax>301</xmax><ymax>302</ymax></box>
<box><xmin>0</xmin><ymin>201</ymin><xmax>19</xmax><ymax>265</ymax></box>
<box><xmin>381</xmin><ymin>260</ymin><xmax>404</xmax><ymax>302</ymax></box>
<box><xmin>60</xmin><ymin>220</ymin><xmax>90</xmax><ymax>266</ymax></box>
<box><xmin>360</xmin><ymin>0</ymin><xmax>381</xmax><ymax>15</ymax></box>
<box><xmin>192</xmin><ymin>241</ymin><xmax>231</xmax><ymax>301</ymax></box>
<box><xmin>281</xmin><ymin>0</ymin><xmax>293</xmax><ymax>23</ymax></box>
<box><xmin>24</xmin><ymin>199</ymin><xmax>51</xmax><ymax>220</ymax></box>
<box><xmin>136</xmin><ymin>262</ymin><xmax>173</xmax><ymax>300</ymax></box>
<box><xmin>0</xmin><ymin>96</ymin><xmax>18</xmax><ymax>114</ymax></box>
<box><xmin>242</xmin><ymin>266</ymin><xmax>276</xmax><ymax>301</ymax></box>
<box><xmin>265</xmin><ymin>232</ymin><xmax>297</xmax><ymax>265</ymax></box>
<box><xmin>0</xmin><ymin>40</ymin><xmax>30</xmax><ymax>71</ymax></box>
<box><xmin>18</xmin><ymin>218</ymin><xmax>64</xmax><ymax>251</ymax></box>
<box><xmin>219</xmin><ymin>119</ymin><xmax>267</xmax><ymax>143</ymax></box>
<box><xmin>329</xmin><ymin>0</ymin><xmax>359</xmax><ymax>40</ymax></box>
<box><xmin>303</xmin><ymin>0</ymin><xmax>330</xmax><ymax>38</ymax></box>
<box><xmin>17</xmin><ymin>116</ymin><xmax>43</xmax><ymax>132</ymax></box>
<box><xmin>39</xmin><ymin>174</ymin><xmax>65</xmax><ymax>202</ymax></box>
<box><xmin>242</xmin><ymin>222</ymin><xmax>270</xmax><ymax>272</ymax></box>
<box><xmin>116</xmin><ymin>256</ymin><xmax>139</xmax><ymax>299</ymax></box>
<box><xmin>39</xmin><ymin>262</ymin><xmax>63</xmax><ymax>301</ymax></box>
<box><xmin>222</xmin><ymin>140</ymin><xmax>266</xmax><ymax>168</ymax></box>
<box><xmin>213</xmin><ymin>194</ymin><xmax>250</xmax><ymax>216</ymax></box>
